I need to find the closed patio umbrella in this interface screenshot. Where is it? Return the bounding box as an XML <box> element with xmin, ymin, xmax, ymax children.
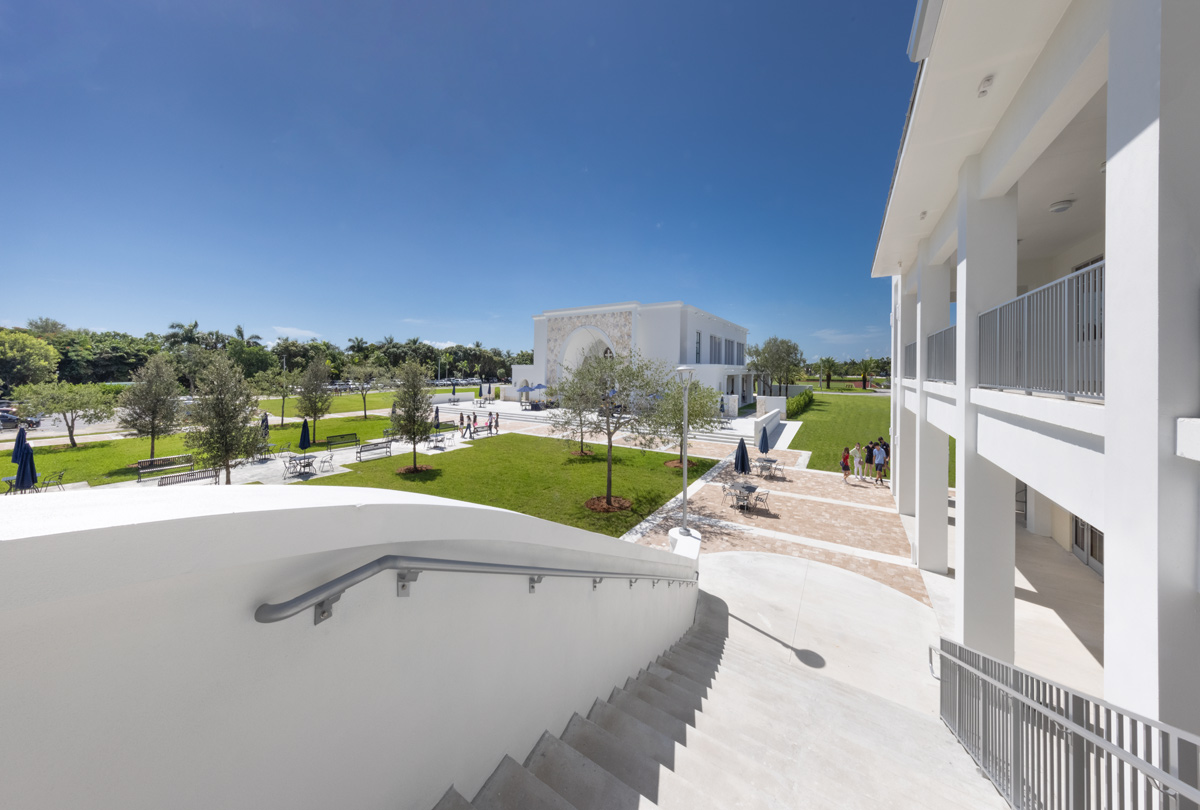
<box><xmin>451</xmin><ymin>382</ymin><xmax>456</xmax><ymax>395</ymax></box>
<box><xmin>299</xmin><ymin>419</ymin><xmax>311</xmax><ymax>451</ymax></box>
<box><xmin>434</xmin><ymin>406</ymin><xmax>440</xmax><ymax>426</ymax></box>
<box><xmin>14</xmin><ymin>442</ymin><xmax>37</xmax><ymax>492</ymax></box>
<box><xmin>733</xmin><ymin>438</ymin><xmax>751</xmax><ymax>476</ymax></box>
<box><xmin>260</xmin><ymin>413</ymin><xmax>270</xmax><ymax>439</ymax></box>
<box><xmin>10</xmin><ymin>425</ymin><xmax>27</xmax><ymax>463</ymax></box>
<box><xmin>758</xmin><ymin>426</ymin><xmax>770</xmax><ymax>454</ymax></box>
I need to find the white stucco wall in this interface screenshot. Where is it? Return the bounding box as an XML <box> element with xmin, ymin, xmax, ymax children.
<box><xmin>0</xmin><ymin>488</ymin><xmax>699</xmax><ymax>810</ymax></box>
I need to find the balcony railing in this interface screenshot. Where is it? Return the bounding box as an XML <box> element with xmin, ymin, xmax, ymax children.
<box><xmin>903</xmin><ymin>341</ymin><xmax>917</xmax><ymax>380</ymax></box>
<box><xmin>932</xmin><ymin>638</ymin><xmax>1200</xmax><ymax>810</ymax></box>
<box><xmin>927</xmin><ymin>325</ymin><xmax>956</xmax><ymax>383</ymax></box>
<box><xmin>978</xmin><ymin>261</ymin><xmax>1104</xmax><ymax>400</ymax></box>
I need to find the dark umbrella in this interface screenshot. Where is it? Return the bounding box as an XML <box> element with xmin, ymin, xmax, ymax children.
<box><xmin>260</xmin><ymin>413</ymin><xmax>270</xmax><ymax>439</ymax></box>
<box><xmin>10</xmin><ymin>425</ymin><xmax>27</xmax><ymax>463</ymax></box>
<box><xmin>719</xmin><ymin>399</ymin><xmax>725</xmax><ymax>415</ymax></box>
<box><xmin>14</xmin><ymin>442</ymin><xmax>37</xmax><ymax>492</ymax></box>
<box><xmin>452</xmin><ymin>382</ymin><xmax>456</xmax><ymax>395</ymax></box>
<box><xmin>487</xmin><ymin>383</ymin><xmax>492</xmax><ymax>395</ymax></box>
<box><xmin>299</xmin><ymin>419</ymin><xmax>311</xmax><ymax>451</ymax></box>
<box><xmin>434</xmin><ymin>406</ymin><xmax>440</xmax><ymax>427</ymax></box>
<box><xmin>733</xmin><ymin>438</ymin><xmax>751</xmax><ymax>476</ymax></box>
<box><xmin>758</xmin><ymin>426</ymin><xmax>770</xmax><ymax>454</ymax></box>
<box><xmin>516</xmin><ymin>385</ymin><xmax>534</xmax><ymax>393</ymax></box>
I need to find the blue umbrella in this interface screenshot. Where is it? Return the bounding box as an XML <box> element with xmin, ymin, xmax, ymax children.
<box><xmin>487</xmin><ymin>383</ymin><xmax>492</xmax><ymax>395</ymax></box>
<box><xmin>299</xmin><ymin>419</ymin><xmax>311</xmax><ymax>451</ymax></box>
<box><xmin>733</xmin><ymin>438</ymin><xmax>751</xmax><ymax>476</ymax></box>
<box><xmin>758</xmin><ymin>426</ymin><xmax>770</xmax><ymax>454</ymax></box>
<box><xmin>452</xmin><ymin>382</ymin><xmax>456</xmax><ymax>395</ymax></box>
<box><xmin>14</xmin><ymin>442</ymin><xmax>37</xmax><ymax>492</ymax></box>
<box><xmin>10</xmin><ymin>425</ymin><xmax>27</xmax><ymax>463</ymax></box>
<box><xmin>533</xmin><ymin>383</ymin><xmax>547</xmax><ymax>390</ymax></box>
<box><xmin>516</xmin><ymin>385</ymin><xmax>534</xmax><ymax>393</ymax></box>
<box><xmin>434</xmin><ymin>406</ymin><xmax>440</xmax><ymax>426</ymax></box>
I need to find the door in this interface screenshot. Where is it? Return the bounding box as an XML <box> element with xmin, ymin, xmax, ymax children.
<box><xmin>1072</xmin><ymin>516</ymin><xmax>1104</xmax><ymax>577</ymax></box>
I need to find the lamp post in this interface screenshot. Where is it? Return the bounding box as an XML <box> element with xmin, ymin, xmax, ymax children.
<box><xmin>676</xmin><ymin>365</ymin><xmax>695</xmax><ymax>535</ymax></box>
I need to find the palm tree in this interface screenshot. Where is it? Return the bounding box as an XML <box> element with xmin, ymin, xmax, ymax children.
<box><xmin>165</xmin><ymin>320</ymin><xmax>200</xmax><ymax>348</ymax></box>
<box><xmin>817</xmin><ymin>356</ymin><xmax>837</xmax><ymax>390</ymax></box>
<box><xmin>346</xmin><ymin>336</ymin><xmax>371</xmax><ymax>361</ymax></box>
<box><xmin>235</xmin><ymin>325</ymin><xmax>263</xmax><ymax>347</ymax></box>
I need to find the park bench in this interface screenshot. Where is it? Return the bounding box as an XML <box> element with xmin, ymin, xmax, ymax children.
<box><xmin>356</xmin><ymin>441</ymin><xmax>392</xmax><ymax>462</ymax></box>
<box><xmin>325</xmin><ymin>433</ymin><xmax>360</xmax><ymax>450</ymax></box>
<box><xmin>137</xmin><ymin>454</ymin><xmax>195</xmax><ymax>482</ymax></box>
<box><xmin>156</xmin><ymin>468</ymin><xmax>218</xmax><ymax>487</ymax></box>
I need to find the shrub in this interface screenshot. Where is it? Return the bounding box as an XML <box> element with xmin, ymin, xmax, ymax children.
<box><xmin>786</xmin><ymin>389</ymin><xmax>814</xmax><ymax>419</ymax></box>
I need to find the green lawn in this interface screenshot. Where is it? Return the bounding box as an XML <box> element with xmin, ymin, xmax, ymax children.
<box><xmin>258</xmin><ymin>388</ymin><xmax>486</xmax><ymax>418</ymax></box>
<box><xmin>787</xmin><ymin>392</ymin><xmax>956</xmax><ymax>485</ymax></box>
<box><xmin>303</xmin><ymin>433</ymin><xmax>715</xmax><ymax>537</ymax></box>
<box><xmin>0</xmin><ymin>414</ymin><xmax>404</xmax><ymax>488</ymax></box>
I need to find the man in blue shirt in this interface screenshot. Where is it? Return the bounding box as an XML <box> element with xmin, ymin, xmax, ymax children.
<box><xmin>873</xmin><ymin>443</ymin><xmax>887</xmax><ymax>486</ymax></box>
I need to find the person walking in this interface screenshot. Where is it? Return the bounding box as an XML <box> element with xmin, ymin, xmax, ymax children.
<box><xmin>873</xmin><ymin>442</ymin><xmax>887</xmax><ymax>485</ymax></box>
<box><xmin>878</xmin><ymin>436</ymin><xmax>891</xmax><ymax>478</ymax></box>
<box><xmin>851</xmin><ymin>442</ymin><xmax>864</xmax><ymax>481</ymax></box>
<box><xmin>841</xmin><ymin>447</ymin><xmax>851</xmax><ymax>484</ymax></box>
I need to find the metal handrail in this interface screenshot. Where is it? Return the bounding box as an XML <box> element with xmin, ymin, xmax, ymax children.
<box><xmin>932</xmin><ymin>640</ymin><xmax>1200</xmax><ymax>807</ymax></box>
<box><xmin>255</xmin><ymin>554</ymin><xmax>699</xmax><ymax>625</ymax></box>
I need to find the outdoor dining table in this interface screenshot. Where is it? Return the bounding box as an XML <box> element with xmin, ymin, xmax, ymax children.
<box><xmin>3</xmin><ymin>474</ymin><xmax>38</xmax><ymax>494</ymax></box>
<box><xmin>731</xmin><ymin>482</ymin><xmax>758</xmax><ymax>510</ymax></box>
<box><xmin>754</xmin><ymin>457</ymin><xmax>778</xmax><ymax>477</ymax></box>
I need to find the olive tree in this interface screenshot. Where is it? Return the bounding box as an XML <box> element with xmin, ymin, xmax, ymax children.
<box><xmin>253</xmin><ymin>367</ymin><xmax>298</xmax><ymax>427</ymax></box>
<box><xmin>547</xmin><ymin>362</ymin><xmax>601</xmax><ymax>455</ymax></box>
<box><xmin>118</xmin><ymin>353</ymin><xmax>184</xmax><ymax>459</ymax></box>
<box><xmin>344</xmin><ymin>363</ymin><xmax>385</xmax><ymax>419</ymax></box>
<box><xmin>294</xmin><ymin>360</ymin><xmax>333</xmax><ymax>443</ymax></box>
<box><xmin>644</xmin><ymin>377</ymin><xmax>722</xmax><ymax>466</ymax></box>
<box><xmin>390</xmin><ymin>361</ymin><xmax>433</xmax><ymax>472</ymax></box>
<box><xmin>184</xmin><ymin>354</ymin><xmax>260</xmax><ymax>484</ymax></box>
<box><xmin>12</xmin><ymin>381</ymin><xmax>117</xmax><ymax>448</ymax></box>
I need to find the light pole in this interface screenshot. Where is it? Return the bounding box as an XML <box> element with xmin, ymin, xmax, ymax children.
<box><xmin>676</xmin><ymin>365</ymin><xmax>695</xmax><ymax>535</ymax></box>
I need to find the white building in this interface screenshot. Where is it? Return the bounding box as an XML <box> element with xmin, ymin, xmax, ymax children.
<box><xmin>878</xmin><ymin>0</ymin><xmax>1200</xmax><ymax>733</ymax></box>
<box><xmin>511</xmin><ymin>300</ymin><xmax>752</xmax><ymax>403</ymax></box>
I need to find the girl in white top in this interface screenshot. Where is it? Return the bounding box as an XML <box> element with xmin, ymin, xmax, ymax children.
<box><xmin>851</xmin><ymin>443</ymin><xmax>864</xmax><ymax>480</ymax></box>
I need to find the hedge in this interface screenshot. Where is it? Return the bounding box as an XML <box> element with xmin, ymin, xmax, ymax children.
<box><xmin>786</xmin><ymin>389</ymin><xmax>814</xmax><ymax>419</ymax></box>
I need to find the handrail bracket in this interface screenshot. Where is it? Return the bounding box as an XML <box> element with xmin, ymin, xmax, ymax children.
<box><xmin>529</xmin><ymin>576</ymin><xmax>544</xmax><ymax>594</ymax></box>
<box><xmin>314</xmin><ymin>593</ymin><xmax>341</xmax><ymax>625</ymax></box>
<box><xmin>397</xmin><ymin>570</ymin><xmax>421</xmax><ymax>597</ymax></box>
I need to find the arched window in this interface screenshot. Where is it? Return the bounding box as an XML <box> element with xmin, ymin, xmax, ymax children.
<box><xmin>603</xmin><ymin>347</ymin><xmax>613</xmax><ymax>359</ymax></box>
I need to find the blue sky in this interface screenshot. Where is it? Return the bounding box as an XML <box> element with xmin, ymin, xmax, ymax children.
<box><xmin>0</xmin><ymin>1</ymin><xmax>915</xmax><ymax>360</ymax></box>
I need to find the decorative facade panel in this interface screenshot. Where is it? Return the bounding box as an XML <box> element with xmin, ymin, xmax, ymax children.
<box><xmin>544</xmin><ymin>310</ymin><xmax>633</xmax><ymax>383</ymax></box>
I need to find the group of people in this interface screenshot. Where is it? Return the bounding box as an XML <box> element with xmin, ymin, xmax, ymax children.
<box><xmin>458</xmin><ymin>411</ymin><xmax>499</xmax><ymax>439</ymax></box>
<box><xmin>841</xmin><ymin>437</ymin><xmax>890</xmax><ymax>485</ymax></box>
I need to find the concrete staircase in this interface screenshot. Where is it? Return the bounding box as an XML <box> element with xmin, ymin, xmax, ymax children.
<box><xmin>431</xmin><ymin>594</ymin><xmax>801</xmax><ymax>810</ymax></box>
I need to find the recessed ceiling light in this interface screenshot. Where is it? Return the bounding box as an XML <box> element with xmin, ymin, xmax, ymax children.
<box><xmin>919</xmin><ymin>210</ymin><xmax>927</xmax><ymax>220</ymax></box>
<box><xmin>1049</xmin><ymin>199</ymin><xmax>1074</xmax><ymax>213</ymax></box>
<box><xmin>1099</xmin><ymin>161</ymin><xmax>1106</xmax><ymax>174</ymax></box>
<box><xmin>978</xmin><ymin>75</ymin><xmax>994</xmax><ymax>98</ymax></box>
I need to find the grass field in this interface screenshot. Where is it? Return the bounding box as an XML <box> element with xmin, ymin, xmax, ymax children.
<box><xmin>787</xmin><ymin>392</ymin><xmax>956</xmax><ymax>485</ymax></box>
<box><xmin>304</xmin><ymin>433</ymin><xmax>715</xmax><ymax>537</ymax></box>
<box><xmin>258</xmin><ymin>388</ymin><xmax>486</xmax><ymax>418</ymax></box>
<box><xmin>0</xmin><ymin>414</ymin><xmax>425</xmax><ymax>488</ymax></box>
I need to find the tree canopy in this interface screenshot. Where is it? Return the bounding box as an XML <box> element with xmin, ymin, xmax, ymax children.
<box><xmin>12</xmin><ymin>382</ymin><xmax>117</xmax><ymax>448</ymax></box>
<box><xmin>294</xmin><ymin>361</ymin><xmax>333</xmax><ymax>442</ymax></box>
<box><xmin>0</xmin><ymin>329</ymin><xmax>60</xmax><ymax>394</ymax></box>
<box><xmin>390</xmin><ymin>361</ymin><xmax>433</xmax><ymax>472</ymax></box>
<box><xmin>184</xmin><ymin>354</ymin><xmax>260</xmax><ymax>484</ymax></box>
<box><xmin>118</xmin><ymin>353</ymin><xmax>184</xmax><ymax>459</ymax></box>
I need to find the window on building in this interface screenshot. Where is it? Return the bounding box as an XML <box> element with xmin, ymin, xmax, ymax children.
<box><xmin>736</xmin><ymin>342</ymin><xmax>744</xmax><ymax>365</ymax></box>
<box><xmin>725</xmin><ymin>339</ymin><xmax>734</xmax><ymax>366</ymax></box>
<box><xmin>602</xmin><ymin>347</ymin><xmax>613</xmax><ymax>359</ymax></box>
<box><xmin>695</xmin><ymin>331</ymin><xmax>701</xmax><ymax>364</ymax></box>
<box><xmin>709</xmin><ymin>335</ymin><xmax>719</xmax><ymax>364</ymax></box>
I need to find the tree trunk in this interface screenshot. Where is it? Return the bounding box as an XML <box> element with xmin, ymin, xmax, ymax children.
<box><xmin>150</xmin><ymin>431</ymin><xmax>156</xmax><ymax>460</ymax></box>
<box><xmin>412</xmin><ymin>441</ymin><xmax>418</xmax><ymax>471</ymax></box>
<box><xmin>362</xmin><ymin>394</ymin><xmax>368</xmax><ymax>419</ymax></box>
<box><xmin>279</xmin><ymin>395</ymin><xmax>286</xmax><ymax>427</ymax></box>
<box><xmin>64</xmin><ymin>412</ymin><xmax>77</xmax><ymax>448</ymax></box>
<box><xmin>606</xmin><ymin>438</ymin><xmax>613</xmax><ymax>506</ymax></box>
<box><xmin>225</xmin><ymin>463</ymin><xmax>232</xmax><ymax>485</ymax></box>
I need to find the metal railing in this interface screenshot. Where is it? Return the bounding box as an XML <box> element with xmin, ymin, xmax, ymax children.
<box><xmin>978</xmin><ymin>261</ymin><xmax>1104</xmax><ymax>400</ymax></box>
<box><xmin>931</xmin><ymin>638</ymin><xmax>1200</xmax><ymax>809</ymax></box>
<box><xmin>903</xmin><ymin>341</ymin><xmax>917</xmax><ymax>380</ymax></box>
<box><xmin>927</xmin><ymin>325</ymin><xmax>957</xmax><ymax>383</ymax></box>
<box><xmin>255</xmin><ymin>554</ymin><xmax>699</xmax><ymax>625</ymax></box>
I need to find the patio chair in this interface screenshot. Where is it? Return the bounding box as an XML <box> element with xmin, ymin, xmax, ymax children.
<box><xmin>753</xmin><ymin>490</ymin><xmax>770</xmax><ymax>514</ymax></box>
<box><xmin>721</xmin><ymin>483</ymin><xmax>735</xmax><ymax>506</ymax></box>
<box><xmin>318</xmin><ymin>452</ymin><xmax>335</xmax><ymax>473</ymax></box>
<box><xmin>38</xmin><ymin>471</ymin><xmax>66</xmax><ymax>492</ymax></box>
<box><xmin>282</xmin><ymin>456</ymin><xmax>299</xmax><ymax>477</ymax></box>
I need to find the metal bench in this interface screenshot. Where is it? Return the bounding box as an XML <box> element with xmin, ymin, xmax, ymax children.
<box><xmin>156</xmin><ymin>468</ymin><xmax>218</xmax><ymax>487</ymax></box>
<box><xmin>356</xmin><ymin>441</ymin><xmax>392</xmax><ymax>462</ymax></box>
<box><xmin>137</xmin><ymin>454</ymin><xmax>195</xmax><ymax>482</ymax></box>
<box><xmin>325</xmin><ymin>433</ymin><xmax>360</xmax><ymax>450</ymax></box>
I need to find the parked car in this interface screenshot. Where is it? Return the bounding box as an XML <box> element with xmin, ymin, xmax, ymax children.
<box><xmin>0</xmin><ymin>411</ymin><xmax>39</xmax><ymax>430</ymax></box>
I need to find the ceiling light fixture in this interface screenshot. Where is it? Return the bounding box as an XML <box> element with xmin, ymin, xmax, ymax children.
<box><xmin>978</xmin><ymin>75</ymin><xmax>994</xmax><ymax>98</ymax></box>
<box><xmin>1049</xmin><ymin>199</ymin><xmax>1075</xmax><ymax>214</ymax></box>
<box><xmin>920</xmin><ymin>210</ymin><xmax>927</xmax><ymax>220</ymax></box>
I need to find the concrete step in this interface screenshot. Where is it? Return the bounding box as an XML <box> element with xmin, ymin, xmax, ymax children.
<box><xmin>471</xmin><ymin>755</ymin><xmax>575</xmax><ymax>810</ymax></box>
<box><xmin>645</xmin><ymin>662</ymin><xmax>710</xmax><ymax>699</ymax></box>
<box><xmin>524</xmin><ymin>731</ymin><xmax>653</xmax><ymax>810</ymax></box>
<box><xmin>432</xmin><ymin>787</ymin><xmax>474</xmax><ymax>810</ymax></box>
<box><xmin>586</xmin><ymin>699</ymin><xmax>678</xmax><ymax>768</ymax></box>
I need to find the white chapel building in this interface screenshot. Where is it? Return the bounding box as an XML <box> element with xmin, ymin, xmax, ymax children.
<box><xmin>511</xmin><ymin>301</ymin><xmax>752</xmax><ymax>403</ymax></box>
<box><xmin>877</xmin><ymin>0</ymin><xmax>1200</xmax><ymax>734</ymax></box>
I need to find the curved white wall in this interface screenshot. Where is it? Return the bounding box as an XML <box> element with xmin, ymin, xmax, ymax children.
<box><xmin>0</xmin><ymin>488</ymin><xmax>700</xmax><ymax>810</ymax></box>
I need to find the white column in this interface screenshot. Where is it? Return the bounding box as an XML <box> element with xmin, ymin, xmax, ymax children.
<box><xmin>897</xmin><ymin>288</ymin><xmax>918</xmax><ymax>514</ymax></box>
<box><xmin>916</xmin><ymin>254</ymin><xmax>952</xmax><ymax>572</ymax></box>
<box><xmin>1105</xmin><ymin>0</ymin><xmax>1200</xmax><ymax>731</ymax></box>
<box><xmin>1025</xmin><ymin>488</ymin><xmax>1052</xmax><ymax>537</ymax></box>
<box><xmin>954</xmin><ymin>157</ymin><xmax>1018</xmax><ymax>662</ymax></box>
<box><xmin>890</xmin><ymin>278</ymin><xmax>901</xmax><ymax>496</ymax></box>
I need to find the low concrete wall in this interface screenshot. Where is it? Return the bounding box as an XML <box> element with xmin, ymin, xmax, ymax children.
<box><xmin>756</xmin><ymin>395</ymin><xmax>787</xmax><ymax>418</ymax></box>
<box><xmin>0</xmin><ymin>488</ymin><xmax>700</xmax><ymax>810</ymax></box>
<box><xmin>751</xmin><ymin>408</ymin><xmax>782</xmax><ymax>443</ymax></box>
